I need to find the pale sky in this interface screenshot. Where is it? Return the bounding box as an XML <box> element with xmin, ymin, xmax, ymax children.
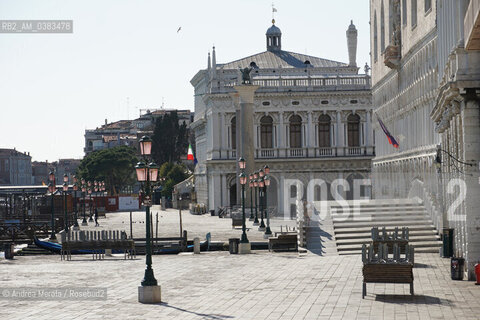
<box><xmin>0</xmin><ymin>0</ymin><xmax>370</xmax><ymax>162</ymax></box>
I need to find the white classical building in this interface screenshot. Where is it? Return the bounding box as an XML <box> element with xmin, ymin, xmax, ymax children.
<box><xmin>369</xmin><ymin>0</ymin><xmax>480</xmax><ymax>279</ymax></box>
<box><xmin>191</xmin><ymin>20</ymin><xmax>374</xmax><ymax>217</ymax></box>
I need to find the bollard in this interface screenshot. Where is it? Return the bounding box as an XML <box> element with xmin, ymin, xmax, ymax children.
<box><xmin>194</xmin><ymin>237</ymin><xmax>200</xmax><ymax>254</ymax></box>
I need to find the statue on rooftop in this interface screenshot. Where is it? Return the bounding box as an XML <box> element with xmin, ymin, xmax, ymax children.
<box><xmin>239</xmin><ymin>67</ymin><xmax>253</xmax><ymax>84</ymax></box>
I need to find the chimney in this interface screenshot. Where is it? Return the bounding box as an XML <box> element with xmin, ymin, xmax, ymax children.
<box><xmin>346</xmin><ymin>20</ymin><xmax>358</xmax><ymax>68</ymax></box>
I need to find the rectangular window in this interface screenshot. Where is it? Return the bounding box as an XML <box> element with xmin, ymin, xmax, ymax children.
<box><xmin>425</xmin><ymin>0</ymin><xmax>431</xmax><ymax>13</ymax></box>
<box><xmin>411</xmin><ymin>0</ymin><xmax>417</xmax><ymax>28</ymax></box>
<box><xmin>402</xmin><ymin>0</ymin><xmax>407</xmax><ymax>26</ymax></box>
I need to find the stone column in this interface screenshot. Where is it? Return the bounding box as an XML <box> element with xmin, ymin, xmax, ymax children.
<box><xmin>234</xmin><ymin>85</ymin><xmax>259</xmax><ymax>207</ymax></box>
<box><xmin>307</xmin><ymin>111</ymin><xmax>313</xmax><ymax>157</ymax></box>
<box><xmin>461</xmin><ymin>96</ymin><xmax>480</xmax><ymax>280</ymax></box>
<box><xmin>278</xmin><ymin>111</ymin><xmax>285</xmax><ymax>157</ymax></box>
<box><xmin>336</xmin><ymin>110</ymin><xmax>345</xmax><ymax>156</ymax></box>
<box><xmin>220</xmin><ymin>112</ymin><xmax>226</xmax><ymax>157</ymax></box>
<box><xmin>229</xmin><ymin>93</ymin><xmax>241</xmax><ymax>205</ymax></box>
<box><xmin>366</xmin><ymin>110</ymin><xmax>372</xmax><ymax>154</ymax></box>
<box><xmin>211</xmin><ymin>112</ymin><xmax>220</xmax><ymax>159</ymax></box>
<box><xmin>221</xmin><ymin>174</ymin><xmax>227</xmax><ymax>207</ymax></box>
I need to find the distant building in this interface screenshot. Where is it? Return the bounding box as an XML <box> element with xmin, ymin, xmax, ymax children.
<box><xmin>32</xmin><ymin>161</ymin><xmax>49</xmax><ymax>185</ymax></box>
<box><xmin>84</xmin><ymin>109</ymin><xmax>194</xmax><ymax>156</ymax></box>
<box><xmin>52</xmin><ymin>159</ymin><xmax>82</xmax><ymax>183</ymax></box>
<box><xmin>0</xmin><ymin>148</ymin><xmax>32</xmax><ymax>186</ymax></box>
<box><xmin>191</xmin><ymin>20</ymin><xmax>373</xmax><ymax>214</ymax></box>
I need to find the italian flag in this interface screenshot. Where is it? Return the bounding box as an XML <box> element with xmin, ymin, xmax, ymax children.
<box><xmin>187</xmin><ymin>144</ymin><xmax>194</xmax><ymax>161</ymax></box>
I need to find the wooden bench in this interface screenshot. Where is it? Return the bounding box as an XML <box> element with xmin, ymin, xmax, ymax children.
<box><xmin>362</xmin><ymin>263</ymin><xmax>414</xmax><ymax>298</ymax></box>
<box><xmin>362</xmin><ymin>235</ymin><xmax>415</xmax><ymax>298</ymax></box>
<box><xmin>61</xmin><ymin>230</ymin><xmax>135</xmax><ymax>260</ymax></box>
<box><xmin>268</xmin><ymin>234</ymin><xmax>298</xmax><ymax>252</ymax></box>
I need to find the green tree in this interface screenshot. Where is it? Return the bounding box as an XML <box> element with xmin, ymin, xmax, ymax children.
<box><xmin>152</xmin><ymin>111</ymin><xmax>189</xmax><ymax>165</ymax></box>
<box><xmin>159</xmin><ymin>163</ymin><xmax>189</xmax><ymax>197</ymax></box>
<box><xmin>77</xmin><ymin>146</ymin><xmax>138</xmax><ymax>195</ymax></box>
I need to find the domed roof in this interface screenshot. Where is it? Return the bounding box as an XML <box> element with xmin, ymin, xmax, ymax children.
<box><xmin>266</xmin><ymin>20</ymin><xmax>282</xmax><ymax>36</ymax></box>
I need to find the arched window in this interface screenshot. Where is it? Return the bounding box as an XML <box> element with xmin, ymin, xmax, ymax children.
<box><xmin>374</xmin><ymin>11</ymin><xmax>378</xmax><ymax>61</ymax></box>
<box><xmin>231</xmin><ymin>116</ymin><xmax>236</xmax><ymax>150</ymax></box>
<box><xmin>347</xmin><ymin>114</ymin><xmax>361</xmax><ymax>147</ymax></box>
<box><xmin>289</xmin><ymin>115</ymin><xmax>302</xmax><ymax>148</ymax></box>
<box><xmin>381</xmin><ymin>1</ymin><xmax>385</xmax><ymax>52</ymax></box>
<box><xmin>260</xmin><ymin>116</ymin><xmax>273</xmax><ymax>148</ymax></box>
<box><xmin>318</xmin><ymin>114</ymin><xmax>331</xmax><ymax>147</ymax></box>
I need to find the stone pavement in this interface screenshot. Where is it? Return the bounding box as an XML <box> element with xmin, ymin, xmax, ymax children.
<box><xmin>77</xmin><ymin>206</ymin><xmax>297</xmax><ymax>242</ymax></box>
<box><xmin>1</xmin><ymin>252</ymin><xmax>479</xmax><ymax>319</ymax></box>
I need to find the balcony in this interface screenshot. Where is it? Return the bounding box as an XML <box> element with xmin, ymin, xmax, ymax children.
<box><xmin>212</xmin><ymin>146</ymin><xmax>374</xmax><ymax>161</ymax></box>
<box><xmin>209</xmin><ymin>74</ymin><xmax>371</xmax><ymax>94</ymax></box>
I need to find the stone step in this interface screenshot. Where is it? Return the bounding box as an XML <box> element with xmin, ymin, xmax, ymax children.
<box><xmin>332</xmin><ymin>216</ymin><xmax>429</xmax><ymax>224</ymax></box>
<box><xmin>329</xmin><ymin>199</ymin><xmax>421</xmax><ymax>207</ymax></box>
<box><xmin>338</xmin><ymin>246</ymin><xmax>442</xmax><ymax>255</ymax></box>
<box><xmin>331</xmin><ymin>210</ymin><xmax>428</xmax><ymax>218</ymax></box>
<box><xmin>333</xmin><ymin>221</ymin><xmax>434</xmax><ymax>229</ymax></box>
<box><xmin>336</xmin><ymin>241</ymin><xmax>442</xmax><ymax>252</ymax></box>
<box><xmin>333</xmin><ymin>225</ymin><xmax>436</xmax><ymax>234</ymax></box>
<box><xmin>335</xmin><ymin>236</ymin><xmax>441</xmax><ymax>246</ymax></box>
<box><xmin>331</xmin><ymin>207</ymin><xmax>426</xmax><ymax>214</ymax></box>
<box><xmin>334</xmin><ymin>230</ymin><xmax>438</xmax><ymax>240</ymax></box>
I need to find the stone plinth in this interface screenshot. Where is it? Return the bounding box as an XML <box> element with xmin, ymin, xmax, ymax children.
<box><xmin>238</xmin><ymin>242</ymin><xmax>251</xmax><ymax>254</ymax></box>
<box><xmin>138</xmin><ymin>285</ymin><xmax>161</xmax><ymax>304</ymax></box>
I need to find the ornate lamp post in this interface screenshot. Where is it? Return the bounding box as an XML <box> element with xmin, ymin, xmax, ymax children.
<box><xmin>248</xmin><ymin>174</ymin><xmax>254</xmax><ymax>221</ymax></box>
<box><xmin>62</xmin><ymin>174</ymin><xmax>69</xmax><ymax>233</ymax></box>
<box><xmin>136</xmin><ymin>135</ymin><xmax>161</xmax><ymax>303</ymax></box>
<box><xmin>253</xmin><ymin>171</ymin><xmax>259</xmax><ymax>225</ymax></box>
<box><xmin>48</xmin><ymin>171</ymin><xmax>56</xmax><ymax>240</ymax></box>
<box><xmin>101</xmin><ymin>181</ymin><xmax>106</xmax><ymax>211</ymax></box>
<box><xmin>72</xmin><ymin>175</ymin><xmax>79</xmax><ymax>230</ymax></box>
<box><xmin>263</xmin><ymin>174</ymin><xmax>272</xmax><ymax>237</ymax></box>
<box><xmin>88</xmin><ymin>182</ymin><xmax>93</xmax><ymax>222</ymax></box>
<box><xmin>258</xmin><ymin>169</ymin><xmax>266</xmax><ymax>231</ymax></box>
<box><xmin>81</xmin><ymin>179</ymin><xmax>88</xmax><ymax>226</ymax></box>
<box><xmin>238</xmin><ymin>158</ymin><xmax>249</xmax><ymax>244</ymax></box>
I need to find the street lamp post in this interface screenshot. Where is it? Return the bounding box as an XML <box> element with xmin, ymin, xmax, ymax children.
<box><xmin>263</xmin><ymin>165</ymin><xmax>272</xmax><ymax>237</ymax></box>
<box><xmin>136</xmin><ymin>135</ymin><xmax>161</xmax><ymax>303</ymax></box>
<box><xmin>63</xmin><ymin>174</ymin><xmax>69</xmax><ymax>233</ymax></box>
<box><xmin>249</xmin><ymin>174</ymin><xmax>254</xmax><ymax>221</ymax></box>
<box><xmin>238</xmin><ymin>158</ymin><xmax>249</xmax><ymax>244</ymax></box>
<box><xmin>258</xmin><ymin>169</ymin><xmax>266</xmax><ymax>231</ymax></box>
<box><xmin>88</xmin><ymin>181</ymin><xmax>93</xmax><ymax>222</ymax></box>
<box><xmin>72</xmin><ymin>175</ymin><xmax>79</xmax><ymax>230</ymax></box>
<box><xmin>253</xmin><ymin>171</ymin><xmax>259</xmax><ymax>225</ymax></box>
<box><xmin>264</xmin><ymin>174</ymin><xmax>272</xmax><ymax>237</ymax></box>
<box><xmin>81</xmin><ymin>179</ymin><xmax>88</xmax><ymax>226</ymax></box>
<box><xmin>48</xmin><ymin>171</ymin><xmax>56</xmax><ymax>240</ymax></box>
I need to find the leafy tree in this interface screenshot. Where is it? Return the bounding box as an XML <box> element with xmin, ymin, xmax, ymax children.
<box><xmin>77</xmin><ymin>146</ymin><xmax>138</xmax><ymax>195</ymax></box>
<box><xmin>159</xmin><ymin>163</ymin><xmax>189</xmax><ymax>197</ymax></box>
<box><xmin>152</xmin><ymin>111</ymin><xmax>189</xmax><ymax>165</ymax></box>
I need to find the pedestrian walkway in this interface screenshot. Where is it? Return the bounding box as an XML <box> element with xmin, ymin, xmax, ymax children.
<box><xmin>1</xmin><ymin>252</ymin><xmax>478</xmax><ymax>319</ymax></box>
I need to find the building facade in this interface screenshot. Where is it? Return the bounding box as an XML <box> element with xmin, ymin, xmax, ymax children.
<box><xmin>84</xmin><ymin>109</ymin><xmax>194</xmax><ymax>156</ymax></box>
<box><xmin>0</xmin><ymin>148</ymin><xmax>32</xmax><ymax>186</ymax></box>
<box><xmin>369</xmin><ymin>0</ymin><xmax>480</xmax><ymax>279</ymax></box>
<box><xmin>191</xmin><ymin>21</ymin><xmax>374</xmax><ymax>217</ymax></box>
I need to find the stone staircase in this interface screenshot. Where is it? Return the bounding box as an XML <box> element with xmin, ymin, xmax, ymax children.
<box><xmin>17</xmin><ymin>242</ymin><xmax>54</xmax><ymax>256</ymax></box>
<box><xmin>331</xmin><ymin>199</ymin><xmax>442</xmax><ymax>255</ymax></box>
